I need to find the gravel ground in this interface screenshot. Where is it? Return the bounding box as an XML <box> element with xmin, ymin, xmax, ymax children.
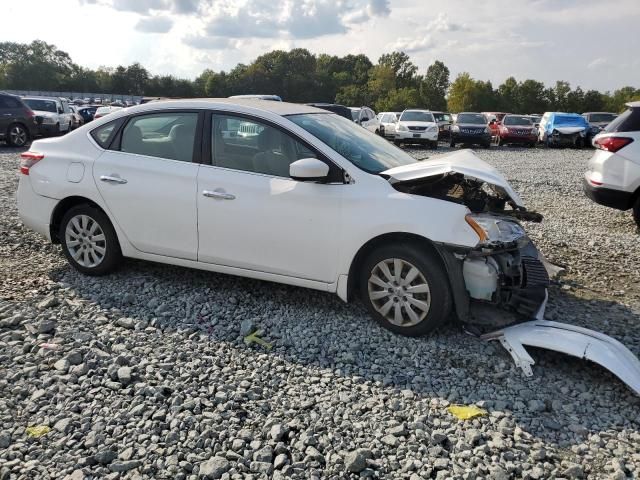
<box><xmin>1</xmin><ymin>143</ymin><xmax>639</xmax><ymax>480</ymax></box>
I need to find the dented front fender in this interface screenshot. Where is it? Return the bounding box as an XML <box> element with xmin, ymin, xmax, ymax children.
<box><xmin>482</xmin><ymin>319</ymin><xmax>640</xmax><ymax>395</ymax></box>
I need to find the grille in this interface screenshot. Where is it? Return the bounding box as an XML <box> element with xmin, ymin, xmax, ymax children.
<box><xmin>408</xmin><ymin>126</ymin><xmax>426</xmax><ymax>131</ymax></box>
<box><xmin>522</xmin><ymin>256</ymin><xmax>549</xmax><ymax>288</ymax></box>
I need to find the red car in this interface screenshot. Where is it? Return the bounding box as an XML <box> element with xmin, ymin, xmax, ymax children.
<box><xmin>496</xmin><ymin>114</ymin><xmax>538</xmax><ymax>147</ymax></box>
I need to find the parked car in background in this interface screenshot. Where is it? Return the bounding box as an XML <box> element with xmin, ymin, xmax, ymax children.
<box><xmin>349</xmin><ymin>106</ymin><xmax>382</xmax><ymax>135</ymax></box>
<box><xmin>450</xmin><ymin>113</ymin><xmax>491</xmax><ymax>148</ymax></box>
<box><xmin>17</xmin><ymin>98</ymin><xmax>550</xmax><ymax>338</ymax></box>
<box><xmin>497</xmin><ymin>115</ymin><xmax>538</xmax><ymax>147</ymax></box>
<box><xmin>22</xmin><ymin>97</ymin><xmax>73</xmax><ymax>136</ymax></box>
<box><xmin>526</xmin><ymin>115</ymin><xmax>542</xmax><ymax>127</ymax></box>
<box><xmin>432</xmin><ymin>111</ymin><xmax>453</xmax><ymax>140</ymax></box>
<box><xmin>583</xmin><ymin>112</ymin><xmax>618</xmax><ymax>144</ymax></box>
<box><xmin>483</xmin><ymin>112</ymin><xmax>509</xmax><ymax>122</ymax></box>
<box><xmin>305</xmin><ymin>103</ymin><xmax>353</xmax><ymax>120</ymax></box>
<box><xmin>394</xmin><ymin>110</ymin><xmax>439</xmax><ymax>148</ymax></box>
<box><xmin>68</xmin><ymin>105</ymin><xmax>84</xmax><ymax>130</ymax></box>
<box><xmin>539</xmin><ymin>112</ymin><xmax>589</xmax><ymax>147</ymax></box>
<box><xmin>0</xmin><ymin>92</ymin><xmax>39</xmax><ymax>147</ymax></box>
<box><xmin>229</xmin><ymin>94</ymin><xmax>282</xmax><ymax>101</ymax></box>
<box><xmin>584</xmin><ymin>101</ymin><xmax>640</xmax><ymax>226</ymax></box>
<box><xmin>377</xmin><ymin>111</ymin><xmax>399</xmax><ymax>138</ymax></box>
<box><xmin>93</xmin><ymin>105</ymin><xmax>123</xmax><ymax>120</ymax></box>
<box><xmin>77</xmin><ymin>106</ymin><xmax>98</xmax><ymax>124</ymax></box>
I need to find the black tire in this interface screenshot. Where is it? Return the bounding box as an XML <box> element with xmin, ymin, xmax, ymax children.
<box><xmin>54</xmin><ymin>123</ymin><xmax>61</xmax><ymax>136</ymax></box>
<box><xmin>59</xmin><ymin>204</ymin><xmax>122</xmax><ymax>276</ymax></box>
<box><xmin>359</xmin><ymin>243</ymin><xmax>452</xmax><ymax>337</ymax></box>
<box><xmin>431</xmin><ymin>141</ymin><xmax>438</xmax><ymax>149</ymax></box>
<box><xmin>449</xmin><ymin>140</ymin><xmax>456</xmax><ymax>148</ymax></box>
<box><xmin>394</xmin><ymin>140</ymin><xmax>402</xmax><ymax>147</ymax></box>
<box><xmin>633</xmin><ymin>197</ymin><xmax>640</xmax><ymax>229</ymax></box>
<box><xmin>7</xmin><ymin>123</ymin><xmax>29</xmax><ymax>147</ymax></box>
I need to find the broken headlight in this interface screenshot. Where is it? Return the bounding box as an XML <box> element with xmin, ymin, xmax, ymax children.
<box><xmin>465</xmin><ymin>214</ymin><xmax>527</xmax><ymax>247</ymax></box>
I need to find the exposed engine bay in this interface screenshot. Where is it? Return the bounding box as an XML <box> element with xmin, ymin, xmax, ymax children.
<box><xmin>392</xmin><ymin>172</ymin><xmax>543</xmax><ymax>222</ymax></box>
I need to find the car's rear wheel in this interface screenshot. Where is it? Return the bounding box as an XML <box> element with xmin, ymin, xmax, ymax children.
<box><xmin>59</xmin><ymin>205</ymin><xmax>122</xmax><ymax>276</ymax></box>
<box><xmin>449</xmin><ymin>140</ymin><xmax>456</xmax><ymax>148</ymax></box>
<box><xmin>359</xmin><ymin>244</ymin><xmax>451</xmax><ymax>336</ymax></box>
<box><xmin>7</xmin><ymin>124</ymin><xmax>29</xmax><ymax>147</ymax></box>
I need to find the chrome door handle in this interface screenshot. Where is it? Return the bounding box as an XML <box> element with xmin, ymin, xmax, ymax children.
<box><xmin>100</xmin><ymin>175</ymin><xmax>127</xmax><ymax>184</ymax></box>
<box><xmin>203</xmin><ymin>190</ymin><xmax>235</xmax><ymax>200</ymax></box>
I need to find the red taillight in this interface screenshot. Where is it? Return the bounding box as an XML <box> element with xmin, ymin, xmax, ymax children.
<box><xmin>25</xmin><ymin>108</ymin><xmax>35</xmax><ymax>118</ymax></box>
<box><xmin>20</xmin><ymin>151</ymin><xmax>44</xmax><ymax>175</ymax></box>
<box><xmin>594</xmin><ymin>136</ymin><xmax>633</xmax><ymax>153</ymax></box>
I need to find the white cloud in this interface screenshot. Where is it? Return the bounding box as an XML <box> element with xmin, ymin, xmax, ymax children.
<box><xmin>389</xmin><ymin>35</ymin><xmax>434</xmax><ymax>53</ymax></box>
<box><xmin>135</xmin><ymin>15</ymin><xmax>174</xmax><ymax>33</ymax></box>
<box><xmin>425</xmin><ymin>12</ymin><xmax>464</xmax><ymax>32</ymax></box>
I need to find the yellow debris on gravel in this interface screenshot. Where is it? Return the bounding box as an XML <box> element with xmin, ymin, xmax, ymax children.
<box><xmin>26</xmin><ymin>425</ymin><xmax>51</xmax><ymax>438</ymax></box>
<box><xmin>446</xmin><ymin>405</ymin><xmax>488</xmax><ymax>420</ymax></box>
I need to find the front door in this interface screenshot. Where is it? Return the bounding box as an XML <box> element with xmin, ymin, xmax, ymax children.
<box><xmin>93</xmin><ymin>111</ymin><xmax>201</xmax><ymax>260</ymax></box>
<box><xmin>197</xmin><ymin>113</ymin><xmax>343</xmax><ymax>283</ymax></box>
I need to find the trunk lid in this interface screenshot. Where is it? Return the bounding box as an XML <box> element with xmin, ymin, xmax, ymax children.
<box><xmin>381</xmin><ymin>149</ymin><xmax>524</xmax><ymax>208</ymax></box>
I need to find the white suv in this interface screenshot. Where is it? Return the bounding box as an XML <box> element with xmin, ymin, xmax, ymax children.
<box><xmin>22</xmin><ymin>97</ymin><xmax>73</xmax><ymax>136</ymax></box>
<box><xmin>17</xmin><ymin>99</ymin><xmax>549</xmax><ymax>337</ymax></box>
<box><xmin>584</xmin><ymin>101</ymin><xmax>640</xmax><ymax>226</ymax></box>
<box><xmin>394</xmin><ymin>109</ymin><xmax>439</xmax><ymax>148</ymax></box>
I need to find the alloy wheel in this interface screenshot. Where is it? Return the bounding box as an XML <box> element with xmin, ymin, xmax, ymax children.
<box><xmin>64</xmin><ymin>214</ymin><xmax>107</xmax><ymax>268</ymax></box>
<box><xmin>9</xmin><ymin>126</ymin><xmax>27</xmax><ymax>147</ymax></box>
<box><xmin>367</xmin><ymin>258</ymin><xmax>431</xmax><ymax>327</ymax></box>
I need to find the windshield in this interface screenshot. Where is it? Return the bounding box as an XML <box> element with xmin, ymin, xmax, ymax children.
<box><xmin>504</xmin><ymin>116</ymin><xmax>532</xmax><ymax>126</ymax></box>
<box><xmin>457</xmin><ymin>113</ymin><xmax>486</xmax><ymax>124</ymax></box>
<box><xmin>288</xmin><ymin>113</ymin><xmax>417</xmax><ymax>174</ymax></box>
<box><xmin>400</xmin><ymin>111</ymin><xmax>434</xmax><ymax>122</ymax></box>
<box><xmin>24</xmin><ymin>99</ymin><xmax>57</xmax><ymax>113</ymax></box>
<box><xmin>555</xmin><ymin>115</ymin><xmax>586</xmax><ymax>126</ymax></box>
<box><xmin>589</xmin><ymin>113</ymin><xmax>617</xmax><ymax>123</ymax></box>
<box><xmin>433</xmin><ymin>113</ymin><xmax>452</xmax><ymax>122</ymax></box>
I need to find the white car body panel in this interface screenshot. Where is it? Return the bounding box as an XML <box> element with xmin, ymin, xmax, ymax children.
<box><xmin>483</xmin><ymin>319</ymin><xmax>640</xmax><ymax>395</ymax></box>
<box><xmin>382</xmin><ymin>149</ymin><xmax>525</xmax><ymax>208</ymax></box>
<box><xmin>585</xmin><ymin>131</ymin><xmax>640</xmax><ymax>193</ymax></box>
<box><xmin>93</xmin><ymin>151</ymin><xmax>199</xmax><ymax>260</ymax></box>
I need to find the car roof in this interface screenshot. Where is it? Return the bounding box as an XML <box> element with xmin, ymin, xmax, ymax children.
<box><xmin>402</xmin><ymin>109</ymin><xmax>431</xmax><ymax>112</ymax></box>
<box><xmin>97</xmin><ymin>99</ymin><xmax>326</xmax><ymax>117</ymax></box>
<box><xmin>583</xmin><ymin>111</ymin><xmax>617</xmax><ymax>115</ymax></box>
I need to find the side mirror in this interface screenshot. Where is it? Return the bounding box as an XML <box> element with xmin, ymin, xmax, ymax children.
<box><xmin>289</xmin><ymin>158</ymin><xmax>330</xmax><ymax>182</ymax></box>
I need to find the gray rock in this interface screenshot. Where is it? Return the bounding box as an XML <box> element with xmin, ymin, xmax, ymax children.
<box><xmin>250</xmin><ymin>461</ymin><xmax>273</xmax><ymax>475</ymax></box>
<box><xmin>38</xmin><ymin>319</ymin><xmax>57</xmax><ymax>334</ymax></box>
<box><xmin>254</xmin><ymin>445</ymin><xmax>273</xmax><ymax>463</ymax></box>
<box><xmin>108</xmin><ymin>461</ymin><xmax>142</xmax><ymax>472</ymax></box>
<box><xmin>0</xmin><ymin>432</ymin><xmax>11</xmax><ymax>448</ymax></box>
<box><xmin>199</xmin><ymin>457</ymin><xmax>230</xmax><ymax>479</ymax></box>
<box><xmin>116</xmin><ymin>317</ymin><xmax>135</xmax><ymax>329</ymax></box>
<box><xmin>117</xmin><ymin>366</ymin><xmax>132</xmax><ymax>384</ymax></box>
<box><xmin>269</xmin><ymin>423</ymin><xmax>287</xmax><ymax>441</ymax></box>
<box><xmin>274</xmin><ymin>453</ymin><xmax>288</xmax><ymax>470</ymax></box>
<box><xmin>527</xmin><ymin>399</ymin><xmax>546</xmax><ymax>412</ymax></box>
<box><xmin>37</xmin><ymin>296</ymin><xmax>59</xmax><ymax>309</ymax></box>
<box><xmin>53</xmin><ymin>417</ymin><xmax>72</xmax><ymax>433</ymax></box>
<box><xmin>381</xmin><ymin>434</ymin><xmax>399</xmax><ymax>447</ymax></box>
<box><xmin>240</xmin><ymin>318</ymin><xmax>255</xmax><ymax>336</ymax></box>
<box><xmin>94</xmin><ymin>450</ymin><xmax>117</xmax><ymax>465</ymax></box>
<box><xmin>562</xmin><ymin>463</ymin><xmax>585</xmax><ymax>479</ymax></box>
<box><xmin>344</xmin><ymin>449</ymin><xmax>372</xmax><ymax>473</ymax></box>
<box><xmin>54</xmin><ymin>359</ymin><xmax>70</xmax><ymax>372</ymax></box>
<box><xmin>65</xmin><ymin>350</ymin><xmax>83</xmax><ymax>365</ymax></box>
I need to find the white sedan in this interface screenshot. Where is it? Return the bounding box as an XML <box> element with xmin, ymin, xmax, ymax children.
<box><xmin>17</xmin><ymin>99</ymin><xmax>549</xmax><ymax>337</ymax></box>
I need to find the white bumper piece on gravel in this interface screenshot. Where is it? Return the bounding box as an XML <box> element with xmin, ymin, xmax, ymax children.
<box><xmin>482</xmin><ymin>312</ymin><xmax>640</xmax><ymax>395</ymax></box>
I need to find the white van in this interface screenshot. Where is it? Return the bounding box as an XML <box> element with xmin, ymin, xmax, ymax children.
<box><xmin>22</xmin><ymin>97</ymin><xmax>73</xmax><ymax>136</ymax></box>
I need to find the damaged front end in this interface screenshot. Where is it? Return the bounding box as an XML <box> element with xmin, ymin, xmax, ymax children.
<box><xmin>382</xmin><ymin>150</ymin><xmax>640</xmax><ymax>395</ymax></box>
<box><xmin>383</xmin><ymin>150</ymin><xmax>548</xmax><ymax>327</ymax></box>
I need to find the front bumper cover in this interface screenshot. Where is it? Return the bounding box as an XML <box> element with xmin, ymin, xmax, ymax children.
<box><xmin>481</xmin><ymin>297</ymin><xmax>640</xmax><ymax>395</ymax></box>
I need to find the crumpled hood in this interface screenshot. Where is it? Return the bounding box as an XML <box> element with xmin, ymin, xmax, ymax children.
<box><xmin>381</xmin><ymin>149</ymin><xmax>524</xmax><ymax>208</ymax></box>
<box><xmin>554</xmin><ymin>126</ymin><xmax>586</xmax><ymax>134</ymax></box>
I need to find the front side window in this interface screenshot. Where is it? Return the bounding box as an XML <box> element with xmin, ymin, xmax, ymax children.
<box><xmin>288</xmin><ymin>113</ymin><xmax>416</xmax><ymax>174</ymax></box>
<box><xmin>212</xmin><ymin>114</ymin><xmax>318</xmax><ymax>177</ymax></box>
<box><xmin>589</xmin><ymin>113</ymin><xmax>617</xmax><ymax>124</ymax></box>
<box><xmin>121</xmin><ymin>112</ymin><xmax>198</xmax><ymax>162</ymax></box>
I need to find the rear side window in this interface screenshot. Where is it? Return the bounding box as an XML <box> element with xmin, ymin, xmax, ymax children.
<box><xmin>0</xmin><ymin>96</ymin><xmax>21</xmax><ymax>109</ymax></box>
<box><xmin>91</xmin><ymin>121</ymin><xmax>119</xmax><ymax>148</ymax></box>
<box><xmin>121</xmin><ymin>113</ymin><xmax>198</xmax><ymax>162</ymax></box>
<box><xmin>605</xmin><ymin>108</ymin><xmax>640</xmax><ymax>133</ymax></box>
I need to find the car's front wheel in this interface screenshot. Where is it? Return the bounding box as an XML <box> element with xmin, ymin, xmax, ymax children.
<box><xmin>60</xmin><ymin>205</ymin><xmax>122</xmax><ymax>275</ymax></box>
<box><xmin>359</xmin><ymin>244</ymin><xmax>451</xmax><ymax>336</ymax></box>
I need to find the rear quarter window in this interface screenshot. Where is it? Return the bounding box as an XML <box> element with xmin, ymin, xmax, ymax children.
<box><xmin>605</xmin><ymin>108</ymin><xmax>640</xmax><ymax>133</ymax></box>
<box><xmin>90</xmin><ymin>120</ymin><xmax>120</xmax><ymax>148</ymax></box>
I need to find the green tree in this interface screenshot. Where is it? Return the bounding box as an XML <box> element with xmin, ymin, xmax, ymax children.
<box><xmin>518</xmin><ymin>79</ymin><xmax>547</xmax><ymax>113</ymax></box>
<box><xmin>419</xmin><ymin>60</ymin><xmax>449</xmax><ymax>110</ymax></box>
<box><xmin>497</xmin><ymin>76</ymin><xmax>519</xmax><ymax>111</ymax></box>
<box><xmin>368</xmin><ymin>64</ymin><xmax>396</xmax><ymax>101</ymax></box>
<box><xmin>375</xmin><ymin>87</ymin><xmax>420</xmax><ymax>112</ymax></box>
<box><xmin>378</xmin><ymin>51</ymin><xmax>418</xmax><ymax>89</ymax></box>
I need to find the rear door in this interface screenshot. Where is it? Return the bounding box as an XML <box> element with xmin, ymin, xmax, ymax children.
<box><xmin>0</xmin><ymin>96</ymin><xmax>11</xmax><ymax>134</ymax></box>
<box><xmin>93</xmin><ymin>111</ymin><xmax>202</xmax><ymax>260</ymax></box>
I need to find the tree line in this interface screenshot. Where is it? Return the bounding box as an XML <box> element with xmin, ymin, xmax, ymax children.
<box><xmin>1</xmin><ymin>40</ymin><xmax>638</xmax><ymax>113</ymax></box>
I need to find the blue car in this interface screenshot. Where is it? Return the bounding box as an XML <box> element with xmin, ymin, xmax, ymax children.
<box><xmin>538</xmin><ymin>112</ymin><xmax>589</xmax><ymax>147</ymax></box>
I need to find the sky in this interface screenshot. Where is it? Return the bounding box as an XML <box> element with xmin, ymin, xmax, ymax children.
<box><xmin>2</xmin><ymin>0</ymin><xmax>639</xmax><ymax>91</ymax></box>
